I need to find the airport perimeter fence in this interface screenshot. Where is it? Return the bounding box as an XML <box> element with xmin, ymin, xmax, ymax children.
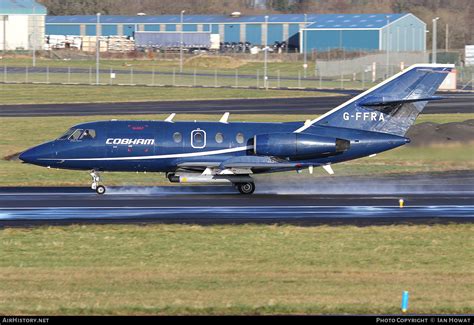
<box><xmin>0</xmin><ymin>53</ymin><xmax>472</xmax><ymax>91</ymax></box>
<box><xmin>0</xmin><ymin>64</ymin><xmax>382</xmax><ymax>90</ymax></box>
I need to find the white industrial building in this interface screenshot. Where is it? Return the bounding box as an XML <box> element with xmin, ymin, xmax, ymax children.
<box><xmin>0</xmin><ymin>0</ymin><xmax>46</xmax><ymax>51</ymax></box>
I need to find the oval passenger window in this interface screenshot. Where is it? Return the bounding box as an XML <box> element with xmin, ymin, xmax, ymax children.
<box><xmin>173</xmin><ymin>132</ymin><xmax>182</xmax><ymax>143</ymax></box>
<box><xmin>236</xmin><ymin>133</ymin><xmax>244</xmax><ymax>144</ymax></box>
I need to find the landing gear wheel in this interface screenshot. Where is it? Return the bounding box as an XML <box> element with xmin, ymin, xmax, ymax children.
<box><xmin>96</xmin><ymin>185</ymin><xmax>106</xmax><ymax>195</ymax></box>
<box><xmin>90</xmin><ymin>171</ymin><xmax>104</xmax><ymax>194</ymax></box>
<box><xmin>237</xmin><ymin>182</ymin><xmax>255</xmax><ymax>195</ymax></box>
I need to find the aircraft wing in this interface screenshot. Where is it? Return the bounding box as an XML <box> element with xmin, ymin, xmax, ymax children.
<box><xmin>177</xmin><ymin>162</ymin><xmax>221</xmax><ymax>173</ymax></box>
<box><xmin>221</xmin><ymin>162</ymin><xmax>302</xmax><ymax>170</ymax></box>
<box><xmin>177</xmin><ymin>162</ymin><xmax>221</xmax><ymax>168</ymax></box>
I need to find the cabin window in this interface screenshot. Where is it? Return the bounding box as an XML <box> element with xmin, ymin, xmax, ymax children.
<box><xmin>215</xmin><ymin>133</ymin><xmax>224</xmax><ymax>144</ymax></box>
<box><xmin>236</xmin><ymin>132</ymin><xmax>245</xmax><ymax>144</ymax></box>
<box><xmin>173</xmin><ymin>132</ymin><xmax>182</xmax><ymax>143</ymax></box>
<box><xmin>79</xmin><ymin>129</ymin><xmax>96</xmax><ymax>140</ymax></box>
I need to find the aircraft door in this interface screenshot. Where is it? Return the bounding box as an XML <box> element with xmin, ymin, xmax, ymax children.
<box><xmin>191</xmin><ymin>129</ymin><xmax>206</xmax><ymax>149</ymax></box>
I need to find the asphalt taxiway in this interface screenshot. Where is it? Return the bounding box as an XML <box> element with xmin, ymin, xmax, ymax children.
<box><xmin>1</xmin><ymin>172</ymin><xmax>473</xmax><ymax>227</ymax></box>
<box><xmin>1</xmin><ymin>92</ymin><xmax>473</xmax><ymax>117</ymax></box>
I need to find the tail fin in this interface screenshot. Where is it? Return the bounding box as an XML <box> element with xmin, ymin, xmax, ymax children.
<box><xmin>296</xmin><ymin>64</ymin><xmax>454</xmax><ymax>136</ymax></box>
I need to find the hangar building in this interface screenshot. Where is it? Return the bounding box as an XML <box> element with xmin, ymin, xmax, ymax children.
<box><xmin>302</xmin><ymin>13</ymin><xmax>426</xmax><ymax>53</ymax></box>
<box><xmin>0</xmin><ymin>0</ymin><xmax>46</xmax><ymax>51</ymax></box>
<box><xmin>45</xmin><ymin>13</ymin><xmax>426</xmax><ymax>53</ymax></box>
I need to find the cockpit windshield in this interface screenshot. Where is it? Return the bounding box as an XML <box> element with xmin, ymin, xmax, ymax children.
<box><xmin>69</xmin><ymin>129</ymin><xmax>84</xmax><ymax>141</ymax></box>
<box><xmin>57</xmin><ymin>128</ymin><xmax>76</xmax><ymax>140</ymax></box>
<box><xmin>57</xmin><ymin>129</ymin><xmax>96</xmax><ymax>141</ymax></box>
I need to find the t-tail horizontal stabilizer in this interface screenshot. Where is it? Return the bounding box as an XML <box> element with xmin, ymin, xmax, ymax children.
<box><xmin>295</xmin><ymin>64</ymin><xmax>454</xmax><ymax>136</ymax></box>
<box><xmin>359</xmin><ymin>96</ymin><xmax>446</xmax><ymax>107</ymax></box>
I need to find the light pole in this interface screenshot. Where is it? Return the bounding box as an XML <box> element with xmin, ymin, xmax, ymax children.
<box><xmin>2</xmin><ymin>15</ymin><xmax>7</xmax><ymax>54</ymax></box>
<box><xmin>264</xmin><ymin>15</ymin><xmax>269</xmax><ymax>89</ymax></box>
<box><xmin>32</xmin><ymin>6</ymin><xmax>36</xmax><ymax>67</ymax></box>
<box><xmin>386</xmin><ymin>15</ymin><xmax>390</xmax><ymax>78</ymax></box>
<box><xmin>445</xmin><ymin>23</ymin><xmax>449</xmax><ymax>52</ymax></box>
<box><xmin>180</xmin><ymin>10</ymin><xmax>185</xmax><ymax>73</ymax></box>
<box><xmin>96</xmin><ymin>12</ymin><xmax>101</xmax><ymax>85</ymax></box>
<box><xmin>425</xmin><ymin>30</ymin><xmax>429</xmax><ymax>54</ymax></box>
<box><xmin>432</xmin><ymin>17</ymin><xmax>440</xmax><ymax>64</ymax></box>
<box><xmin>303</xmin><ymin>13</ymin><xmax>308</xmax><ymax>78</ymax></box>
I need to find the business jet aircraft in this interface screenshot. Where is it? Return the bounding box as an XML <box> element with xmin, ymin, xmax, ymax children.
<box><xmin>20</xmin><ymin>64</ymin><xmax>453</xmax><ymax>195</ymax></box>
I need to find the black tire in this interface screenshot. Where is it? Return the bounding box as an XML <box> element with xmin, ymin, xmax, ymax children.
<box><xmin>96</xmin><ymin>185</ymin><xmax>106</xmax><ymax>195</ymax></box>
<box><xmin>237</xmin><ymin>182</ymin><xmax>255</xmax><ymax>195</ymax></box>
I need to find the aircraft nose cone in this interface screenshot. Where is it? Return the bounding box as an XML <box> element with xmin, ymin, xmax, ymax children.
<box><xmin>19</xmin><ymin>150</ymin><xmax>34</xmax><ymax>163</ymax></box>
<box><xmin>19</xmin><ymin>143</ymin><xmax>54</xmax><ymax>165</ymax></box>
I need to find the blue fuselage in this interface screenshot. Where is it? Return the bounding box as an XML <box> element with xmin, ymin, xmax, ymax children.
<box><xmin>19</xmin><ymin>120</ymin><xmax>409</xmax><ymax>173</ymax></box>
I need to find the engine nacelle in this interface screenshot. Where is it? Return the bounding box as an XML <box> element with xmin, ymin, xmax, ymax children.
<box><xmin>254</xmin><ymin>133</ymin><xmax>350</xmax><ymax>159</ymax></box>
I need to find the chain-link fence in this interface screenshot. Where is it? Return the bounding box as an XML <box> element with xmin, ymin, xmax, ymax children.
<box><xmin>0</xmin><ymin>64</ymin><xmax>378</xmax><ymax>90</ymax></box>
<box><xmin>0</xmin><ymin>51</ymin><xmax>471</xmax><ymax>91</ymax></box>
<box><xmin>457</xmin><ymin>66</ymin><xmax>474</xmax><ymax>90</ymax></box>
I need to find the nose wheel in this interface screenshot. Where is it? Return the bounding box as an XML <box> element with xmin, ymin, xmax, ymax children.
<box><xmin>96</xmin><ymin>185</ymin><xmax>106</xmax><ymax>195</ymax></box>
<box><xmin>236</xmin><ymin>182</ymin><xmax>256</xmax><ymax>195</ymax></box>
<box><xmin>90</xmin><ymin>171</ymin><xmax>106</xmax><ymax>195</ymax></box>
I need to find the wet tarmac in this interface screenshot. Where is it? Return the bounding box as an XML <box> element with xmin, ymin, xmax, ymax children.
<box><xmin>1</xmin><ymin>172</ymin><xmax>473</xmax><ymax>227</ymax></box>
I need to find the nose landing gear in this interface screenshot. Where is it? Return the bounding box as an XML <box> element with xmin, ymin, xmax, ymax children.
<box><xmin>235</xmin><ymin>182</ymin><xmax>256</xmax><ymax>195</ymax></box>
<box><xmin>90</xmin><ymin>171</ymin><xmax>106</xmax><ymax>195</ymax></box>
<box><xmin>96</xmin><ymin>185</ymin><xmax>106</xmax><ymax>195</ymax></box>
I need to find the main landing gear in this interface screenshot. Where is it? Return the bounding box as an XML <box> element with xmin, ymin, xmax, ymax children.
<box><xmin>235</xmin><ymin>182</ymin><xmax>256</xmax><ymax>195</ymax></box>
<box><xmin>167</xmin><ymin>172</ymin><xmax>256</xmax><ymax>195</ymax></box>
<box><xmin>90</xmin><ymin>171</ymin><xmax>106</xmax><ymax>195</ymax></box>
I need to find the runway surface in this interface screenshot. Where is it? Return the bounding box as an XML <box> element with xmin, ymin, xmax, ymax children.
<box><xmin>1</xmin><ymin>172</ymin><xmax>473</xmax><ymax>227</ymax></box>
<box><xmin>1</xmin><ymin>92</ymin><xmax>473</xmax><ymax>117</ymax></box>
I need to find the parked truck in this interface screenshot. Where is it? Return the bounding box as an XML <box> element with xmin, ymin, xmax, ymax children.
<box><xmin>135</xmin><ymin>31</ymin><xmax>220</xmax><ymax>52</ymax></box>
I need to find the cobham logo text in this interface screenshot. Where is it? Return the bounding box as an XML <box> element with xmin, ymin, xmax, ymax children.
<box><xmin>106</xmin><ymin>138</ymin><xmax>155</xmax><ymax>145</ymax></box>
<box><xmin>343</xmin><ymin>112</ymin><xmax>385</xmax><ymax>122</ymax></box>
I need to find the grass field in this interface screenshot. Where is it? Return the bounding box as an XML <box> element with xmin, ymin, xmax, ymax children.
<box><xmin>1</xmin><ymin>56</ymin><xmax>319</xmax><ymax>76</ymax></box>
<box><xmin>1</xmin><ymin>113</ymin><xmax>473</xmax><ymax>187</ymax></box>
<box><xmin>0</xmin><ymin>224</ymin><xmax>472</xmax><ymax>315</ymax></box>
<box><xmin>0</xmin><ymin>84</ymin><xmax>329</xmax><ymax>105</ymax></box>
